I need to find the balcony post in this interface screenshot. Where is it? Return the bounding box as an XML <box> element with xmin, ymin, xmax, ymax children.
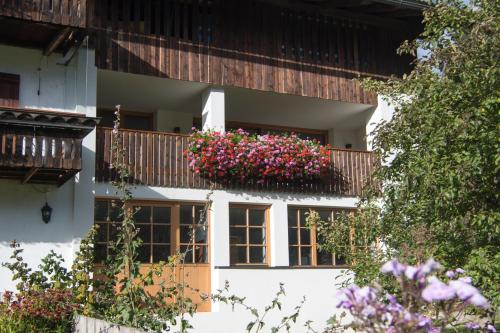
<box><xmin>202</xmin><ymin>87</ymin><xmax>225</xmax><ymax>132</ymax></box>
<box><xmin>366</xmin><ymin>95</ymin><xmax>395</xmax><ymax>150</ymax></box>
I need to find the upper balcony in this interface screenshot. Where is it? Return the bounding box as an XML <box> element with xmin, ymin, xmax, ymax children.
<box><xmin>94</xmin><ymin>70</ymin><xmax>379</xmax><ymax>197</ymax></box>
<box><xmin>95</xmin><ymin>127</ymin><xmax>376</xmax><ymax>196</ymax></box>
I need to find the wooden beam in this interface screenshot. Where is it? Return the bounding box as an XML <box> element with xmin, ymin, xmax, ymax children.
<box><xmin>22</xmin><ymin>167</ymin><xmax>39</xmax><ymax>184</ymax></box>
<box><xmin>43</xmin><ymin>27</ymin><xmax>72</xmax><ymax>56</ymax></box>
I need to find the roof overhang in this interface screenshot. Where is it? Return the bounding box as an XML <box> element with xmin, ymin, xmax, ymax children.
<box><xmin>0</xmin><ymin>107</ymin><xmax>99</xmax><ymax>138</ymax></box>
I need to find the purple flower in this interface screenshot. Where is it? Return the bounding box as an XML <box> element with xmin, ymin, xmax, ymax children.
<box><xmin>466</xmin><ymin>322</ymin><xmax>481</xmax><ymax>330</ymax></box>
<box><xmin>459</xmin><ymin>276</ymin><xmax>473</xmax><ymax>284</ymax></box>
<box><xmin>420</xmin><ymin>258</ymin><xmax>441</xmax><ymax>275</ymax></box>
<box><xmin>421</xmin><ymin>278</ymin><xmax>456</xmax><ymax>302</ymax></box>
<box><xmin>449</xmin><ymin>280</ymin><xmax>489</xmax><ymax>308</ymax></box>
<box><xmin>445</xmin><ymin>270</ymin><xmax>456</xmax><ymax>278</ymax></box>
<box><xmin>404</xmin><ymin>265</ymin><xmax>419</xmax><ymax>280</ymax></box>
<box><xmin>455</xmin><ymin>268</ymin><xmax>465</xmax><ymax>274</ymax></box>
<box><xmin>486</xmin><ymin>324</ymin><xmax>497</xmax><ymax>333</ymax></box>
<box><xmin>381</xmin><ymin>259</ymin><xmax>406</xmax><ymax>277</ymax></box>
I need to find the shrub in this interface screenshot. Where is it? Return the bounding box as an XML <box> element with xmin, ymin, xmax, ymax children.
<box><xmin>0</xmin><ymin>289</ymin><xmax>76</xmax><ymax>333</ymax></box>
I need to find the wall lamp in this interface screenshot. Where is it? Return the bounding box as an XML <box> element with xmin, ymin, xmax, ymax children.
<box><xmin>41</xmin><ymin>202</ymin><xmax>52</xmax><ymax>224</ymax></box>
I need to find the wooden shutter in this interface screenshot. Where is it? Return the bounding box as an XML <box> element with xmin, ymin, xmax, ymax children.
<box><xmin>0</xmin><ymin>73</ymin><xmax>20</xmax><ymax>107</ymax></box>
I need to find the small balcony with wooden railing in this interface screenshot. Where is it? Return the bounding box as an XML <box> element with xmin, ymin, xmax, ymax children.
<box><xmin>0</xmin><ymin>107</ymin><xmax>98</xmax><ymax>186</ymax></box>
<box><xmin>95</xmin><ymin>127</ymin><xmax>378</xmax><ymax>197</ymax></box>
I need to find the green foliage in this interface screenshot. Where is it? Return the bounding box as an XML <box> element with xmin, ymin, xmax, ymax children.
<box><xmin>212</xmin><ymin>281</ymin><xmax>306</xmax><ymax>333</ymax></box>
<box><xmin>89</xmin><ymin>105</ymin><xmax>198</xmax><ymax>332</ymax></box>
<box><xmin>313</xmin><ymin>0</ymin><xmax>500</xmax><ymax>312</ymax></box>
<box><xmin>0</xmin><ymin>236</ymin><xmax>97</xmax><ymax>333</ymax></box>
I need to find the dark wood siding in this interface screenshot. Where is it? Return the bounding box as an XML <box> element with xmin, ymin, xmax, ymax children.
<box><xmin>0</xmin><ymin>0</ymin><xmax>86</xmax><ymax>27</ymax></box>
<box><xmin>90</xmin><ymin>0</ymin><xmax>416</xmax><ymax>105</ymax></box>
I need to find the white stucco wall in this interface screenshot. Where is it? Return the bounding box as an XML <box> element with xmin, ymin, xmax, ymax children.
<box><xmin>95</xmin><ymin>184</ymin><xmax>357</xmax><ymax>333</ymax></box>
<box><xmin>156</xmin><ymin>109</ymin><xmax>193</xmax><ymax>134</ymax></box>
<box><xmin>0</xmin><ymin>44</ymin><xmax>97</xmax><ymax>292</ymax></box>
<box><xmin>331</xmin><ymin>128</ymin><xmax>367</xmax><ymax>150</ymax></box>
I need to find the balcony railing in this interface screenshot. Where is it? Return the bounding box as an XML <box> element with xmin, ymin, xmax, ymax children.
<box><xmin>96</xmin><ymin>127</ymin><xmax>378</xmax><ymax>197</ymax></box>
<box><xmin>0</xmin><ymin>0</ymin><xmax>86</xmax><ymax>27</ymax></box>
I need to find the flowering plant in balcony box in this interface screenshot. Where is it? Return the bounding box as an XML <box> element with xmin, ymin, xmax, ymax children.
<box><xmin>186</xmin><ymin>129</ymin><xmax>331</xmax><ymax>183</ymax></box>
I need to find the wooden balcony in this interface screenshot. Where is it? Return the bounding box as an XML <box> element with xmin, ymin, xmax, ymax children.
<box><xmin>0</xmin><ymin>0</ymin><xmax>86</xmax><ymax>27</ymax></box>
<box><xmin>96</xmin><ymin>127</ymin><xmax>378</xmax><ymax>197</ymax></box>
<box><xmin>0</xmin><ymin>107</ymin><xmax>98</xmax><ymax>186</ymax></box>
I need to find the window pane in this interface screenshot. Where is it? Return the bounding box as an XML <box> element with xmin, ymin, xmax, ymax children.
<box><xmin>109</xmin><ymin>202</ymin><xmax>121</xmax><ymax>221</ymax></box>
<box><xmin>194</xmin><ymin>245</ymin><xmax>208</xmax><ymax>263</ymax></box>
<box><xmin>180</xmin><ymin>225</ymin><xmax>193</xmax><ymax>243</ymax></box>
<box><xmin>195</xmin><ymin>226</ymin><xmax>207</xmax><ymax>244</ymax></box>
<box><xmin>300</xmin><ymin>247</ymin><xmax>312</xmax><ymax>265</ymax></box>
<box><xmin>96</xmin><ymin>223</ymin><xmax>107</xmax><ymax>242</ymax></box>
<box><xmin>249</xmin><ymin>246</ymin><xmax>266</xmax><ymax>263</ymax></box>
<box><xmin>288</xmin><ymin>208</ymin><xmax>297</xmax><ymax>227</ymax></box>
<box><xmin>229</xmin><ymin>207</ymin><xmax>246</xmax><ymax>226</ymax></box>
<box><xmin>180</xmin><ymin>245</ymin><xmax>193</xmax><ymax>263</ymax></box>
<box><xmin>249</xmin><ymin>209</ymin><xmax>265</xmax><ymax>226</ymax></box>
<box><xmin>122</xmin><ymin>114</ymin><xmax>152</xmax><ymax>131</ymax></box>
<box><xmin>153</xmin><ymin>206</ymin><xmax>171</xmax><ymax>224</ymax></box>
<box><xmin>94</xmin><ymin>244</ymin><xmax>107</xmax><ymax>263</ymax></box>
<box><xmin>289</xmin><ymin>247</ymin><xmax>299</xmax><ymax>266</ymax></box>
<box><xmin>230</xmin><ymin>246</ymin><xmax>246</xmax><ymax>264</ymax></box>
<box><xmin>134</xmin><ymin>206</ymin><xmax>151</xmax><ymax>223</ymax></box>
<box><xmin>137</xmin><ymin>224</ymin><xmax>151</xmax><ymax>243</ymax></box>
<box><xmin>137</xmin><ymin>245</ymin><xmax>151</xmax><ymax>263</ymax></box>
<box><xmin>95</xmin><ymin>201</ymin><xmax>108</xmax><ymax>220</ymax></box>
<box><xmin>153</xmin><ymin>245</ymin><xmax>170</xmax><ymax>262</ymax></box>
<box><xmin>249</xmin><ymin>228</ymin><xmax>265</xmax><ymax>245</ymax></box>
<box><xmin>317</xmin><ymin>249</ymin><xmax>334</xmax><ymax>265</ymax></box>
<box><xmin>288</xmin><ymin>228</ymin><xmax>298</xmax><ymax>245</ymax></box>
<box><xmin>153</xmin><ymin>225</ymin><xmax>170</xmax><ymax>243</ymax></box>
<box><xmin>335</xmin><ymin>253</ymin><xmax>347</xmax><ymax>266</ymax></box>
<box><xmin>180</xmin><ymin>205</ymin><xmax>193</xmax><ymax>225</ymax></box>
<box><xmin>318</xmin><ymin>209</ymin><xmax>332</xmax><ymax>222</ymax></box>
<box><xmin>109</xmin><ymin>223</ymin><xmax>119</xmax><ymax>240</ymax></box>
<box><xmin>300</xmin><ymin>228</ymin><xmax>311</xmax><ymax>245</ymax></box>
<box><xmin>195</xmin><ymin>206</ymin><xmax>207</xmax><ymax>225</ymax></box>
<box><xmin>230</xmin><ymin>226</ymin><xmax>246</xmax><ymax>244</ymax></box>
<box><xmin>300</xmin><ymin>209</ymin><xmax>308</xmax><ymax>227</ymax></box>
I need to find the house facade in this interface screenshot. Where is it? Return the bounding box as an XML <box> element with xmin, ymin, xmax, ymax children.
<box><xmin>0</xmin><ymin>1</ymin><xmax>423</xmax><ymax>331</ymax></box>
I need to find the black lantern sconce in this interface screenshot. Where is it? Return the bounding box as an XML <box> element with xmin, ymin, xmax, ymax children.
<box><xmin>41</xmin><ymin>202</ymin><xmax>52</xmax><ymax>224</ymax></box>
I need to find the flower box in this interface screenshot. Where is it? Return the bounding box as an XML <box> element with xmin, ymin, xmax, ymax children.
<box><xmin>186</xmin><ymin>129</ymin><xmax>331</xmax><ymax>184</ymax></box>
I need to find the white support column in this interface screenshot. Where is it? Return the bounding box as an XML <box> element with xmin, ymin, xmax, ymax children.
<box><xmin>366</xmin><ymin>95</ymin><xmax>395</xmax><ymax>150</ymax></box>
<box><xmin>210</xmin><ymin>193</ymin><xmax>229</xmax><ymax>312</ymax></box>
<box><xmin>202</xmin><ymin>87</ymin><xmax>225</xmax><ymax>132</ymax></box>
<box><xmin>270</xmin><ymin>201</ymin><xmax>289</xmax><ymax>267</ymax></box>
<box><xmin>210</xmin><ymin>193</ymin><xmax>230</xmax><ymax>267</ymax></box>
<box><xmin>72</xmin><ymin>47</ymin><xmax>97</xmax><ymax>256</ymax></box>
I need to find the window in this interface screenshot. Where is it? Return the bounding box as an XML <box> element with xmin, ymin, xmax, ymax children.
<box><xmin>97</xmin><ymin>109</ymin><xmax>154</xmax><ymax>131</ymax></box>
<box><xmin>180</xmin><ymin>204</ymin><xmax>209</xmax><ymax>264</ymax></box>
<box><xmin>94</xmin><ymin>200</ymin><xmax>208</xmax><ymax>264</ymax></box>
<box><xmin>0</xmin><ymin>72</ymin><xmax>20</xmax><ymax>108</ymax></box>
<box><xmin>288</xmin><ymin>207</ymin><xmax>353</xmax><ymax>267</ymax></box>
<box><xmin>192</xmin><ymin>118</ymin><xmax>328</xmax><ymax>145</ymax></box>
<box><xmin>229</xmin><ymin>205</ymin><xmax>269</xmax><ymax>265</ymax></box>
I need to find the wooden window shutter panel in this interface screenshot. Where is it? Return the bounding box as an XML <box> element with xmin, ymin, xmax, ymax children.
<box><xmin>0</xmin><ymin>73</ymin><xmax>20</xmax><ymax>108</ymax></box>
